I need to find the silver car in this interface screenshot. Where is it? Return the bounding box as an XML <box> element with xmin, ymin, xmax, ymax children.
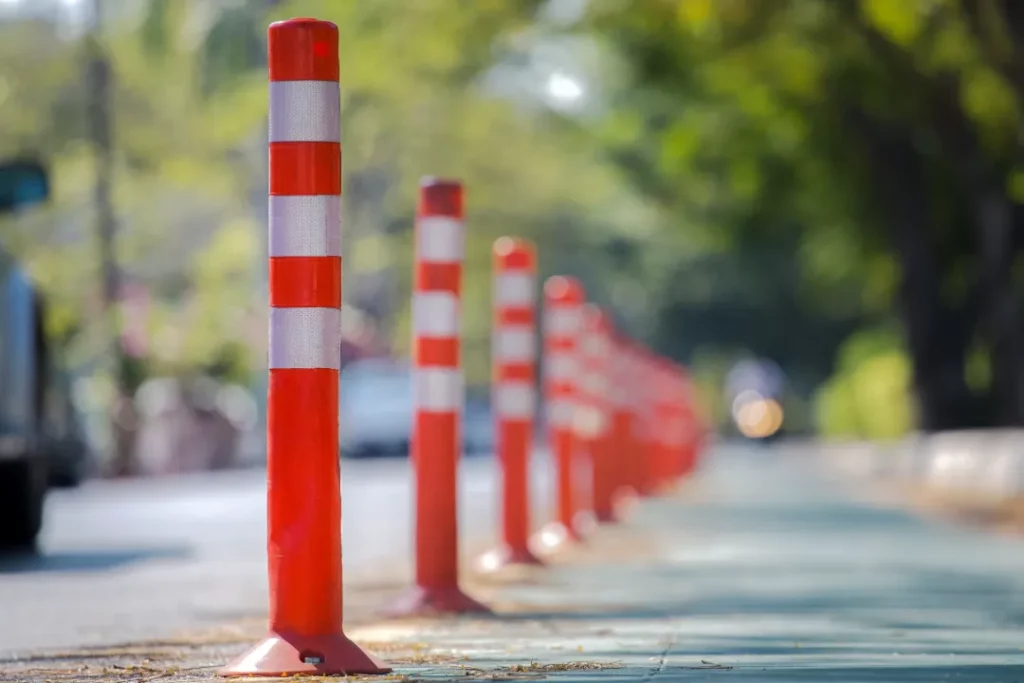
<box><xmin>339</xmin><ymin>359</ymin><xmax>493</xmax><ymax>458</ymax></box>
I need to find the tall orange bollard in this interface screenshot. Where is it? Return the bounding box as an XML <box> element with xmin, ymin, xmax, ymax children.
<box><xmin>221</xmin><ymin>18</ymin><xmax>389</xmax><ymax>677</ymax></box>
<box><xmin>483</xmin><ymin>237</ymin><xmax>544</xmax><ymax>568</ymax></box>
<box><xmin>385</xmin><ymin>178</ymin><xmax>489</xmax><ymax>616</ymax></box>
<box><xmin>579</xmin><ymin>306</ymin><xmax>616</xmax><ymax>523</ymax></box>
<box><xmin>534</xmin><ymin>276</ymin><xmax>587</xmax><ymax>551</ymax></box>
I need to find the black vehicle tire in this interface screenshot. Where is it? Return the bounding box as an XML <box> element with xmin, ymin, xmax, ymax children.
<box><xmin>0</xmin><ymin>458</ymin><xmax>47</xmax><ymax>552</ymax></box>
<box><xmin>47</xmin><ymin>444</ymin><xmax>83</xmax><ymax>489</ymax></box>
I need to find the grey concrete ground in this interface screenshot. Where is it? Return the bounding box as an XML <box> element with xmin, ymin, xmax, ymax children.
<box><xmin>7</xmin><ymin>442</ymin><xmax>1024</xmax><ymax>681</ymax></box>
<box><xmin>0</xmin><ymin>454</ymin><xmax>553</xmax><ymax>656</ymax></box>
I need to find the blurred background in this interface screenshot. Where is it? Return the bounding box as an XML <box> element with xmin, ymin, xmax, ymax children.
<box><xmin>2</xmin><ymin>0</ymin><xmax>1024</xmax><ymax>487</ymax></box>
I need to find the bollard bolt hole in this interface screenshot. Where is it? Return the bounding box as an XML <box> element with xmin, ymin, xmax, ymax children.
<box><xmin>300</xmin><ymin>651</ymin><xmax>324</xmax><ymax>665</ymax></box>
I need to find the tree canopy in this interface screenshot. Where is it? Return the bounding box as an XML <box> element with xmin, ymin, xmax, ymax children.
<box><xmin>5</xmin><ymin>0</ymin><xmax>1024</xmax><ymax>438</ymax></box>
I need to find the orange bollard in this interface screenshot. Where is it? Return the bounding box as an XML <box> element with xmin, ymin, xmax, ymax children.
<box><xmin>221</xmin><ymin>18</ymin><xmax>389</xmax><ymax>677</ymax></box>
<box><xmin>482</xmin><ymin>237</ymin><xmax>543</xmax><ymax>569</ymax></box>
<box><xmin>651</xmin><ymin>358</ymin><xmax>681</xmax><ymax>493</ymax></box>
<box><xmin>673</xmin><ymin>366</ymin><xmax>699</xmax><ymax>480</ymax></box>
<box><xmin>533</xmin><ymin>276</ymin><xmax>587</xmax><ymax>551</ymax></box>
<box><xmin>608</xmin><ymin>333</ymin><xmax>640</xmax><ymax>513</ymax></box>
<box><xmin>385</xmin><ymin>178</ymin><xmax>489</xmax><ymax>616</ymax></box>
<box><xmin>626</xmin><ymin>348</ymin><xmax>659</xmax><ymax>497</ymax></box>
<box><xmin>579</xmin><ymin>305</ymin><xmax>616</xmax><ymax>523</ymax></box>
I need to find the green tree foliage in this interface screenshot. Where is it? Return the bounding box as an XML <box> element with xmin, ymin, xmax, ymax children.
<box><xmin>11</xmin><ymin>0</ymin><xmax>1024</xmax><ymax>439</ymax></box>
<box><xmin>0</xmin><ymin>0</ymin><xmax>660</xmax><ymax>392</ymax></box>
<box><xmin>579</xmin><ymin>0</ymin><xmax>1024</xmax><ymax>434</ymax></box>
<box><xmin>815</xmin><ymin>327</ymin><xmax>914</xmax><ymax>440</ymax></box>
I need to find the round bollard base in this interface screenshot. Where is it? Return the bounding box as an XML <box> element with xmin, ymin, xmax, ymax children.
<box><xmin>612</xmin><ymin>487</ymin><xmax>641</xmax><ymax>518</ymax></box>
<box><xmin>529</xmin><ymin>521</ymin><xmax>585</xmax><ymax>557</ymax></box>
<box><xmin>219</xmin><ymin>631</ymin><xmax>390</xmax><ymax>677</ymax></box>
<box><xmin>478</xmin><ymin>545</ymin><xmax>545</xmax><ymax>573</ymax></box>
<box><xmin>382</xmin><ymin>585</ymin><xmax>491</xmax><ymax>618</ymax></box>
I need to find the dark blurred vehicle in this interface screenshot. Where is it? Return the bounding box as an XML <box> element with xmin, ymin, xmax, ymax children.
<box><xmin>725</xmin><ymin>357</ymin><xmax>786</xmax><ymax>443</ymax></box>
<box><xmin>462</xmin><ymin>398</ymin><xmax>494</xmax><ymax>454</ymax></box>
<box><xmin>339</xmin><ymin>358</ymin><xmax>493</xmax><ymax>458</ymax></box>
<box><xmin>0</xmin><ymin>158</ymin><xmax>87</xmax><ymax>551</ymax></box>
<box><xmin>41</xmin><ymin>360</ymin><xmax>93</xmax><ymax>488</ymax></box>
<box><xmin>0</xmin><ymin>248</ymin><xmax>50</xmax><ymax>549</ymax></box>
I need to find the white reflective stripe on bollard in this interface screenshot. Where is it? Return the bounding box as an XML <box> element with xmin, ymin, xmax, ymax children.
<box><xmin>269</xmin><ymin>195</ymin><xmax>342</xmax><ymax>257</ymax></box>
<box><xmin>268</xmin><ymin>81</ymin><xmax>342</xmax><ymax>143</ymax></box>
<box><xmin>415</xmin><ymin>367</ymin><xmax>462</xmax><ymax>411</ymax></box>
<box><xmin>417</xmin><ymin>217</ymin><xmax>464</xmax><ymax>263</ymax></box>
<box><xmin>413</xmin><ymin>291</ymin><xmax>460</xmax><ymax>338</ymax></box>
<box><xmin>269</xmin><ymin>307</ymin><xmax>342</xmax><ymax>370</ymax></box>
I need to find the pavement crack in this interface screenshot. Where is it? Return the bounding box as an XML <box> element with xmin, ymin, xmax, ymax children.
<box><xmin>645</xmin><ymin>620</ymin><xmax>675</xmax><ymax>681</ymax></box>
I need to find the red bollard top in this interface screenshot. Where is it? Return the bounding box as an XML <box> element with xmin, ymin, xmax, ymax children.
<box><xmin>268</xmin><ymin>18</ymin><xmax>339</xmax><ymax>82</ymax></box>
<box><xmin>494</xmin><ymin>236</ymin><xmax>536</xmax><ymax>270</ymax></box>
<box><xmin>419</xmin><ymin>177</ymin><xmax>464</xmax><ymax>218</ymax></box>
<box><xmin>544</xmin><ymin>275</ymin><xmax>585</xmax><ymax>305</ymax></box>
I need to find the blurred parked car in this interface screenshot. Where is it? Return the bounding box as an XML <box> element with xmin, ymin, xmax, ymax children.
<box><xmin>41</xmin><ymin>361</ymin><xmax>94</xmax><ymax>488</ymax></box>
<box><xmin>339</xmin><ymin>358</ymin><xmax>493</xmax><ymax>458</ymax></box>
<box><xmin>0</xmin><ymin>158</ymin><xmax>59</xmax><ymax>551</ymax></box>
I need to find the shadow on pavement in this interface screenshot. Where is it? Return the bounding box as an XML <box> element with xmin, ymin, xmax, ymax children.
<box><xmin>0</xmin><ymin>545</ymin><xmax>192</xmax><ymax>574</ymax></box>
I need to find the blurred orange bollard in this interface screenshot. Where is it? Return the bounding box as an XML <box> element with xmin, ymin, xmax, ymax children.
<box><xmin>533</xmin><ymin>276</ymin><xmax>587</xmax><ymax>552</ymax></box>
<box><xmin>221</xmin><ymin>18</ymin><xmax>389</xmax><ymax>677</ymax></box>
<box><xmin>384</xmin><ymin>178</ymin><xmax>489</xmax><ymax>616</ymax></box>
<box><xmin>482</xmin><ymin>237</ymin><xmax>544</xmax><ymax>570</ymax></box>
<box><xmin>609</xmin><ymin>333</ymin><xmax>640</xmax><ymax>513</ymax></box>
<box><xmin>652</xmin><ymin>358</ymin><xmax>683</xmax><ymax>493</ymax></box>
<box><xmin>631</xmin><ymin>346</ymin><xmax>659</xmax><ymax>497</ymax></box>
<box><xmin>579</xmin><ymin>305</ymin><xmax>616</xmax><ymax>523</ymax></box>
<box><xmin>673</xmin><ymin>366</ymin><xmax>700</xmax><ymax>480</ymax></box>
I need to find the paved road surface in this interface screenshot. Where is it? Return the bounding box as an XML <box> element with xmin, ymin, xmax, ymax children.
<box><xmin>0</xmin><ymin>454</ymin><xmax>554</xmax><ymax>656</ymax></box>
<box><xmin>9</xmin><ymin>440</ymin><xmax>1024</xmax><ymax>678</ymax></box>
<box><xmin>342</xmin><ymin>445</ymin><xmax>1024</xmax><ymax>681</ymax></box>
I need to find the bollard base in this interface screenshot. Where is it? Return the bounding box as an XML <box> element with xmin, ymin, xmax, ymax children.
<box><xmin>382</xmin><ymin>584</ymin><xmax>491</xmax><ymax>618</ymax></box>
<box><xmin>219</xmin><ymin>630</ymin><xmax>391</xmax><ymax>677</ymax></box>
<box><xmin>477</xmin><ymin>545</ymin><xmax>545</xmax><ymax>573</ymax></box>
<box><xmin>529</xmin><ymin>521</ymin><xmax>584</xmax><ymax>556</ymax></box>
<box><xmin>612</xmin><ymin>487</ymin><xmax>641</xmax><ymax>518</ymax></box>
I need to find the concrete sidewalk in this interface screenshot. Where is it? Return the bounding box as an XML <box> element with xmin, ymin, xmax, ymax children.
<box><xmin>348</xmin><ymin>447</ymin><xmax>1024</xmax><ymax>681</ymax></box>
<box><xmin>8</xmin><ymin>444</ymin><xmax>1024</xmax><ymax>681</ymax></box>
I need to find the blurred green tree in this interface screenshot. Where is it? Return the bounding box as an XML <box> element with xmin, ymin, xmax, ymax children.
<box><xmin>581</xmin><ymin>0</ymin><xmax>1024</xmax><ymax>433</ymax></box>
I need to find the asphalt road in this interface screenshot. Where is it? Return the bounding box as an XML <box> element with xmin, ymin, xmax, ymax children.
<box><xmin>9</xmin><ymin>439</ymin><xmax>1024</xmax><ymax>676</ymax></box>
<box><xmin>0</xmin><ymin>453</ymin><xmax>555</xmax><ymax>657</ymax></box>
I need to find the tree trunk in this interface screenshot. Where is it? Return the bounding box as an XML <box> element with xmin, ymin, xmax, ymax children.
<box><xmin>846</xmin><ymin>109</ymin><xmax>981</xmax><ymax>430</ymax></box>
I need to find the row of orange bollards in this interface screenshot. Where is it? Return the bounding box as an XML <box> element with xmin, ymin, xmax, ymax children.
<box><xmin>220</xmin><ymin>17</ymin><xmax>708</xmax><ymax>678</ymax></box>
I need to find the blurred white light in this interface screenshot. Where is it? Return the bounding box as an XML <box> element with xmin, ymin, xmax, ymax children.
<box><xmin>546</xmin><ymin>72</ymin><xmax>584</xmax><ymax>103</ymax></box>
<box><xmin>476</xmin><ymin>550</ymin><xmax>503</xmax><ymax>573</ymax></box>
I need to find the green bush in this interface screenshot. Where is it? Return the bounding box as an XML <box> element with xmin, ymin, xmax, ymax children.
<box><xmin>814</xmin><ymin>327</ymin><xmax>914</xmax><ymax>440</ymax></box>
